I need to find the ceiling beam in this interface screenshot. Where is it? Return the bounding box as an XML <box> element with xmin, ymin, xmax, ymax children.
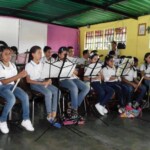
<box><xmin>0</xmin><ymin>6</ymin><xmax>52</xmax><ymax>17</ymax></box>
<box><xmin>20</xmin><ymin>0</ymin><xmax>39</xmax><ymax>9</ymax></box>
<box><xmin>71</xmin><ymin>0</ymin><xmax>137</xmax><ymax>19</ymax></box>
<box><xmin>11</xmin><ymin>0</ymin><xmax>39</xmax><ymax>15</ymax></box>
<box><xmin>49</xmin><ymin>7</ymin><xmax>94</xmax><ymax>22</ymax></box>
<box><xmin>104</xmin><ymin>0</ymin><xmax>128</xmax><ymax>7</ymax></box>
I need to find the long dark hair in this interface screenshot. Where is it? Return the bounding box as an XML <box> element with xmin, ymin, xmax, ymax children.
<box><xmin>144</xmin><ymin>52</ymin><xmax>150</xmax><ymax>69</ymax></box>
<box><xmin>102</xmin><ymin>55</ymin><xmax>113</xmax><ymax>68</ymax></box>
<box><xmin>0</xmin><ymin>46</ymin><xmax>11</xmax><ymax>61</ymax></box>
<box><xmin>28</xmin><ymin>46</ymin><xmax>41</xmax><ymax>62</ymax></box>
<box><xmin>89</xmin><ymin>52</ymin><xmax>98</xmax><ymax>60</ymax></box>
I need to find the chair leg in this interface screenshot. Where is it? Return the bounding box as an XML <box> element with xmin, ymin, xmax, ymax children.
<box><xmin>84</xmin><ymin>99</ymin><xmax>87</xmax><ymax>116</ymax></box>
<box><xmin>58</xmin><ymin>100</ymin><xmax>61</xmax><ymax>116</ymax></box>
<box><xmin>32</xmin><ymin>99</ymin><xmax>35</xmax><ymax>125</ymax></box>
<box><xmin>9</xmin><ymin>110</ymin><xmax>12</xmax><ymax>120</ymax></box>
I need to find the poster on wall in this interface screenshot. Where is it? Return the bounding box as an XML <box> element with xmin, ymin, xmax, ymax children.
<box><xmin>138</xmin><ymin>23</ymin><xmax>146</xmax><ymax>36</ymax></box>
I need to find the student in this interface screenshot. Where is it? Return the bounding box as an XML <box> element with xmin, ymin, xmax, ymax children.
<box><xmin>10</xmin><ymin>46</ymin><xmax>18</xmax><ymax>63</ymax></box>
<box><xmin>122</xmin><ymin>57</ymin><xmax>146</xmax><ymax>111</ymax></box>
<box><xmin>25</xmin><ymin>46</ymin><xmax>61</xmax><ymax>128</ymax></box>
<box><xmin>41</xmin><ymin>46</ymin><xmax>54</xmax><ymax>63</ymax></box>
<box><xmin>102</xmin><ymin>55</ymin><xmax>128</xmax><ymax>113</ymax></box>
<box><xmin>140</xmin><ymin>52</ymin><xmax>150</xmax><ymax>89</ymax></box>
<box><xmin>109</xmin><ymin>41</ymin><xmax>119</xmax><ymax>58</ymax></box>
<box><xmin>58</xmin><ymin>47</ymin><xmax>90</xmax><ymax>119</ymax></box>
<box><xmin>77</xmin><ymin>50</ymin><xmax>90</xmax><ymax>65</ymax></box>
<box><xmin>67</xmin><ymin>46</ymin><xmax>74</xmax><ymax>57</ymax></box>
<box><xmin>51</xmin><ymin>53</ymin><xmax>58</xmax><ymax>61</ymax></box>
<box><xmin>0</xmin><ymin>46</ymin><xmax>34</xmax><ymax>134</ymax></box>
<box><xmin>84</xmin><ymin>53</ymin><xmax>114</xmax><ymax>115</ymax></box>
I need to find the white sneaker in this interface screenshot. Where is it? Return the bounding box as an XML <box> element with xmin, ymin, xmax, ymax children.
<box><xmin>21</xmin><ymin>120</ymin><xmax>34</xmax><ymax>132</ymax></box>
<box><xmin>118</xmin><ymin>107</ymin><xmax>125</xmax><ymax>114</ymax></box>
<box><xmin>95</xmin><ymin>103</ymin><xmax>105</xmax><ymax>116</ymax></box>
<box><xmin>103</xmin><ymin>107</ymin><xmax>108</xmax><ymax>114</ymax></box>
<box><xmin>0</xmin><ymin>122</ymin><xmax>9</xmax><ymax>134</ymax></box>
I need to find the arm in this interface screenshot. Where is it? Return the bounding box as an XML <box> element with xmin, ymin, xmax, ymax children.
<box><xmin>26</xmin><ymin>76</ymin><xmax>52</xmax><ymax>86</ymax></box>
<box><xmin>84</xmin><ymin>76</ymin><xmax>101</xmax><ymax>81</ymax></box>
<box><xmin>1</xmin><ymin>70</ymin><xmax>27</xmax><ymax>85</ymax></box>
<box><xmin>122</xmin><ymin>77</ymin><xmax>138</xmax><ymax>89</ymax></box>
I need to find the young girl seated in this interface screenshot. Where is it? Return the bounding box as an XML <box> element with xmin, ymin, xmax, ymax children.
<box><xmin>58</xmin><ymin>47</ymin><xmax>90</xmax><ymax>120</ymax></box>
<box><xmin>122</xmin><ymin>57</ymin><xmax>146</xmax><ymax>113</ymax></box>
<box><xmin>140</xmin><ymin>52</ymin><xmax>150</xmax><ymax>89</ymax></box>
<box><xmin>25</xmin><ymin>46</ymin><xmax>61</xmax><ymax>128</ymax></box>
<box><xmin>102</xmin><ymin>55</ymin><xmax>128</xmax><ymax>114</ymax></box>
<box><xmin>0</xmin><ymin>46</ymin><xmax>34</xmax><ymax>134</ymax></box>
<box><xmin>84</xmin><ymin>53</ymin><xmax>114</xmax><ymax>115</ymax></box>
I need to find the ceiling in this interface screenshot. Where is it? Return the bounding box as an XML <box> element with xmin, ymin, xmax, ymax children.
<box><xmin>0</xmin><ymin>0</ymin><xmax>150</xmax><ymax>28</ymax></box>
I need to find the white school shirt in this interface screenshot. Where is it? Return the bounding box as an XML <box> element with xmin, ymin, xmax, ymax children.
<box><xmin>123</xmin><ymin>68</ymin><xmax>137</xmax><ymax>81</ymax></box>
<box><xmin>41</xmin><ymin>56</ymin><xmax>55</xmax><ymax>63</ymax></box>
<box><xmin>25</xmin><ymin>61</ymin><xmax>44</xmax><ymax>81</ymax></box>
<box><xmin>102</xmin><ymin>66</ymin><xmax>119</xmax><ymax>82</ymax></box>
<box><xmin>0</xmin><ymin>62</ymin><xmax>17</xmax><ymax>85</ymax></box>
<box><xmin>140</xmin><ymin>64</ymin><xmax>150</xmax><ymax>77</ymax></box>
<box><xmin>77</xmin><ymin>57</ymin><xmax>89</xmax><ymax>65</ymax></box>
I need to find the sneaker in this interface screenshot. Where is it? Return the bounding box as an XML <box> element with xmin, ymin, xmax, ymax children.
<box><xmin>47</xmin><ymin>118</ymin><xmax>61</xmax><ymax>128</ymax></box>
<box><xmin>21</xmin><ymin>120</ymin><xmax>34</xmax><ymax>132</ymax></box>
<box><xmin>47</xmin><ymin>117</ymin><xmax>53</xmax><ymax>124</ymax></box>
<box><xmin>125</xmin><ymin>105</ymin><xmax>133</xmax><ymax>111</ymax></box>
<box><xmin>95</xmin><ymin>103</ymin><xmax>105</xmax><ymax>116</ymax></box>
<box><xmin>118</xmin><ymin>107</ymin><xmax>125</xmax><ymax>114</ymax></box>
<box><xmin>0</xmin><ymin>122</ymin><xmax>9</xmax><ymax>134</ymax></box>
<box><xmin>120</xmin><ymin>111</ymin><xmax>135</xmax><ymax>118</ymax></box>
<box><xmin>103</xmin><ymin>107</ymin><xmax>108</xmax><ymax>114</ymax></box>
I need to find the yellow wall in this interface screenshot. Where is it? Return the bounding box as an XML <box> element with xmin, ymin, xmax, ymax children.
<box><xmin>79</xmin><ymin>15</ymin><xmax>150</xmax><ymax>64</ymax></box>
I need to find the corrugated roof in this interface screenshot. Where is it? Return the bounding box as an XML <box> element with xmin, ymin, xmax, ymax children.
<box><xmin>0</xmin><ymin>0</ymin><xmax>149</xmax><ymax>28</ymax></box>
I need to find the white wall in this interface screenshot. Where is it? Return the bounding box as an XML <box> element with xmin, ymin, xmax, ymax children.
<box><xmin>19</xmin><ymin>20</ymin><xmax>47</xmax><ymax>53</ymax></box>
<box><xmin>0</xmin><ymin>17</ymin><xmax>48</xmax><ymax>53</ymax></box>
<box><xmin>0</xmin><ymin>17</ymin><xmax>19</xmax><ymax>47</ymax></box>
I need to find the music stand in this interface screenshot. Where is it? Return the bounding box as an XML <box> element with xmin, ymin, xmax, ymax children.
<box><xmin>41</xmin><ymin>54</ymin><xmax>77</xmax><ymax>117</ymax></box>
<box><xmin>115</xmin><ymin>57</ymin><xmax>134</xmax><ymax>77</ymax></box>
<box><xmin>84</xmin><ymin>58</ymin><xmax>102</xmax><ymax>88</ymax></box>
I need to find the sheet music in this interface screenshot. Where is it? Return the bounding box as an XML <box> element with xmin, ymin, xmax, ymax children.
<box><xmin>84</xmin><ymin>63</ymin><xmax>102</xmax><ymax>77</ymax></box>
<box><xmin>116</xmin><ymin>58</ymin><xmax>134</xmax><ymax>77</ymax></box>
<box><xmin>41</xmin><ymin>61</ymin><xmax>76</xmax><ymax>79</ymax></box>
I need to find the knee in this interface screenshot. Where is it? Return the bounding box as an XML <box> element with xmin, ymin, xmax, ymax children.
<box><xmin>82</xmin><ymin>84</ymin><xmax>90</xmax><ymax>93</ymax></box>
<box><xmin>9</xmin><ymin>96</ymin><xmax>16</xmax><ymax>106</ymax></box>
<box><xmin>140</xmin><ymin>85</ymin><xmax>147</xmax><ymax>93</ymax></box>
<box><xmin>44</xmin><ymin>91</ymin><xmax>52</xmax><ymax>98</ymax></box>
<box><xmin>69</xmin><ymin>85</ymin><xmax>78</xmax><ymax>93</ymax></box>
<box><xmin>127</xmin><ymin>86</ymin><xmax>133</xmax><ymax>93</ymax></box>
<box><xmin>109</xmin><ymin>88</ymin><xmax>115</xmax><ymax>96</ymax></box>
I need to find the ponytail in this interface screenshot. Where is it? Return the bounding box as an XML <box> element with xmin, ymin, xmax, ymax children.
<box><xmin>102</xmin><ymin>55</ymin><xmax>113</xmax><ymax>68</ymax></box>
<box><xmin>144</xmin><ymin>52</ymin><xmax>150</xmax><ymax>70</ymax></box>
<box><xmin>28</xmin><ymin>46</ymin><xmax>41</xmax><ymax>62</ymax></box>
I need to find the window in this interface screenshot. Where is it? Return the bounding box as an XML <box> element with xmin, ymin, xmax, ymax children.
<box><xmin>95</xmin><ymin>30</ymin><xmax>103</xmax><ymax>50</ymax></box>
<box><xmin>115</xmin><ymin>27</ymin><xmax>127</xmax><ymax>44</ymax></box>
<box><xmin>84</xmin><ymin>27</ymin><xmax>127</xmax><ymax>50</ymax></box>
<box><xmin>85</xmin><ymin>31</ymin><xmax>94</xmax><ymax>50</ymax></box>
<box><xmin>104</xmin><ymin>28</ymin><xmax>114</xmax><ymax>49</ymax></box>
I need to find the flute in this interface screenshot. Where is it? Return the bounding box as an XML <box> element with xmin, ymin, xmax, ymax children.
<box><xmin>12</xmin><ymin>78</ymin><xmax>21</xmax><ymax>92</ymax></box>
<box><xmin>134</xmin><ymin>76</ymin><xmax>144</xmax><ymax>92</ymax></box>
